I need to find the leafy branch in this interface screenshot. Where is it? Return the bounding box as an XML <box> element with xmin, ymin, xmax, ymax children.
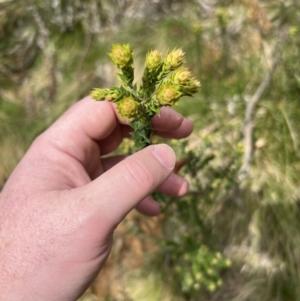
<box><xmin>90</xmin><ymin>44</ymin><xmax>200</xmax><ymax>150</ymax></box>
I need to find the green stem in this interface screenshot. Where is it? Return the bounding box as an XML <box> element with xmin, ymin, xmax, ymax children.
<box><xmin>130</xmin><ymin>117</ymin><xmax>153</xmax><ymax>151</ymax></box>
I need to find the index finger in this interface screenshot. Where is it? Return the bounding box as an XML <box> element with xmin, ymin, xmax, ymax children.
<box><xmin>42</xmin><ymin>97</ymin><xmax>119</xmax><ymax>166</ymax></box>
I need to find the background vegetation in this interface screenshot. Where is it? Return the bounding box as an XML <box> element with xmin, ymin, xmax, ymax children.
<box><xmin>1</xmin><ymin>0</ymin><xmax>300</xmax><ymax>300</ymax></box>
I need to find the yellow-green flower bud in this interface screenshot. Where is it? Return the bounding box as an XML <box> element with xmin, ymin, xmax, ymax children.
<box><xmin>90</xmin><ymin>88</ymin><xmax>107</xmax><ymax>101</ymax></box>
<box><xmin>171</xmin><ymin>68</ymin><xmax>200</xmax><ymax>95</ymax></box>
<box><xmin>187</xmin><ymin>78</ymin><xmax>201</xmax><ymax>94</ymax></box>
<box><xmin>108</xmin><ymin>44</ymin><xmax>133</xmax><ymax>69</ymax></box>
<box><xmin>170</xmin><ymin>67</ymin><xmax>192</xmax><ymax>85</ymax></box>
<box><xmin>106</xmin><ymin>93</ymin><xmax>117</xmax><ymax>102</ymax></box>
<box><xmin>145</xmin><ymin>50</ymin><xmax>162</xmax><ymax>71</ymax></box>
<box><xmin>164</xmin><ymin>48</ymin><xmax>185</xmax><ymax>71</ymax></box>
<box><xmin>156</xmin><ymin>84</ymin><xmax>182</xmax><ymax>106</ymax></box>
<box><xmin>117</xmin><ymin>96</ymin><xmax>139</xmax><ymax>119</ymax></box>
<box><xmin>105</xmin><ymin>87</ymin><xmax>122</xmax><ymax>102</ymax></box>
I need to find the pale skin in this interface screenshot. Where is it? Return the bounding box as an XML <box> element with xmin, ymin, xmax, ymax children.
<box><xmin>0</xmin><ymin>97</ymin><xmax>193</xmax><ymax>301</ymax></box>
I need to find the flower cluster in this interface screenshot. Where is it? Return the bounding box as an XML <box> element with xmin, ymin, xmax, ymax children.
<box><xmin>174</xmin><ymin>246</ymin><xmax>231</xmax><ymax>294</ymax></box>
<box><xmin>91</xmin><ymin>43</ymin><xmax>200</xmax><ymax>149</ymax></box>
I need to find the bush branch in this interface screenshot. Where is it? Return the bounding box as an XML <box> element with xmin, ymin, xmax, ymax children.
<box><xmin>241</xmin><ymin>28</ymin><xmax>288</xmax><ymax>173</ymax></box>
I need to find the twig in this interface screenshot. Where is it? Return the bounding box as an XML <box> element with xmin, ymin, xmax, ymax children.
<box><xmin>241</xmin><ymin>28</ymin><xmax>288</xmax><ymax>173</ymax></box>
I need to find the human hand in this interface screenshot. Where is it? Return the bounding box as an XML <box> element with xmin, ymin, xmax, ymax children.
<box><xmin>0</xmin><ymin>97</ymin><xmax>193</xmax><ymax>300</ymax></box>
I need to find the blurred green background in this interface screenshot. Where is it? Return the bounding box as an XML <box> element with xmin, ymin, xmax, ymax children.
<box><xmin>1</xmin><ymin>1</ymin><xmax>300</xmax><ymax>300</ymax></box>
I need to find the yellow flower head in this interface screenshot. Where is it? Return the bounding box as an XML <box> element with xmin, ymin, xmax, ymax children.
<box><xmin>156</xmin><ymin>84</ymin><xmax>182</xmax><ymax>106</ymax></box>
<box><xmin>108</xmin><ymin>44</ymin><xmax>133</xmax><ymax>69</ymax></box>
<box><xmin>164</xmin><ymin>48</ymin><xmax>186</xmax><ymax>71</ymax></box>
<box><xmin>146</xmin><ymin>50</ymin><xmax>162</xmax><ymax>71</ymax></box>
<box><xmin>117</xmin><ymin>96</ymin><xmax>139</xmax><ymax>119</ymax></box>
<box><xmin>90</xmin><ymin>88</ymin><xmax>107</xmax><ymax>101</ymax></box>
<box><xmin>170</xmin><ymin>67</ymin><xmax>192</xmax><ymax>85</ymax></box>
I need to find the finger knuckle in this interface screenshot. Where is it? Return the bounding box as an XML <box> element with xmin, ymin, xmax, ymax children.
<box><xmin>124</xmin><ymin>158</ymin><xmax>155</xmax><ymax>189</ymax></box>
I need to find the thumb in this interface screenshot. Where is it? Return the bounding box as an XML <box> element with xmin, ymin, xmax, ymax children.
<box><xmin>73</xmin><ymin>144</ymin><xmax>176</xmax><ymax>228</ymax></box>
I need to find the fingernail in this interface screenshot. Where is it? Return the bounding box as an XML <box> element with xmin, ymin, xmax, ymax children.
<box><xmin>179</xmin><ymin>180</ymin><xmax>189</xmax><ymax>196</ymax></box>
<box><xmin>152</xmin><ymin>144</ymin><xmax>176</xmax><ymax>170</ymax></box>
